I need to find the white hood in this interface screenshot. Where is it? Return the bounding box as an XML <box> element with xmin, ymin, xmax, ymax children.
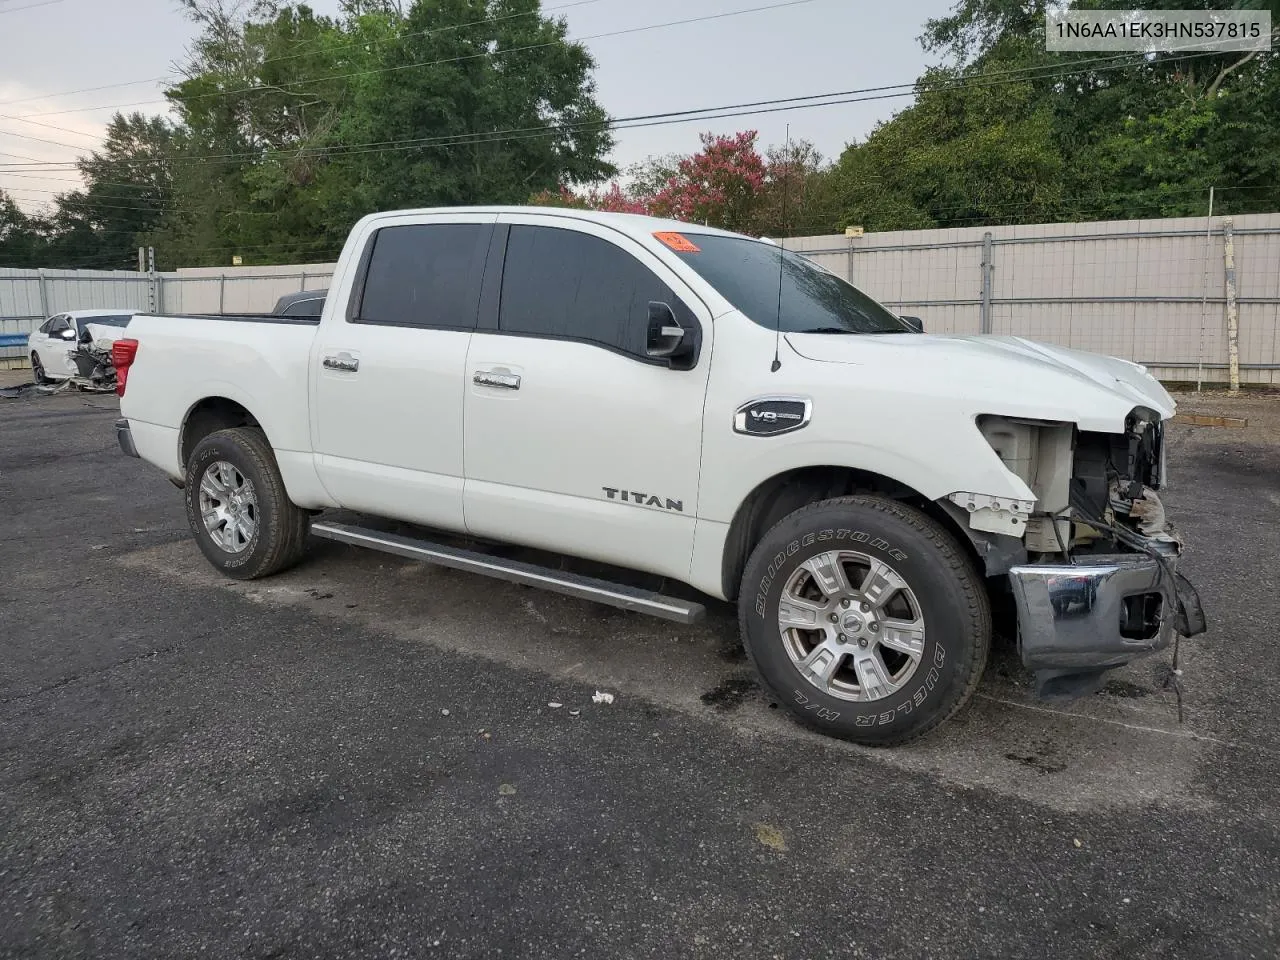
<box><xmin>784</xmin><ymin>332</ymin><xmax>1176</xmax><ymax>433</ymax></box>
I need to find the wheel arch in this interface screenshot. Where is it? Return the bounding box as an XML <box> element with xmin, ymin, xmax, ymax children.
<box><xmin>719</xmin><ymin>464</ymin><xmax>991</xmax><ymax>601</ymax></box>
<box><xmin>179</xmin><ymin>396</ymin><xmax>267</xmax><ymax>472</ymax></box>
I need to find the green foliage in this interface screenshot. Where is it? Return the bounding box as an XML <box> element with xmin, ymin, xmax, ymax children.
<box><xmin>0</xmin><ymin>191</ymin><xmax>44</xmax><ymax>266</ymax></box>
<box><xmin>833</xmin><ymin>0</ymin><xmax>1280</xmax><ymax>230</ymax></box>
<box><xmin>7</xmin><ymin>0</ymin><xmax>613</xmax><ymax>268</ymax></box>
<box><xmin>3</xmin><ymin>0</ymin><xmax>1278</xmax><ymax>270</ymax></box>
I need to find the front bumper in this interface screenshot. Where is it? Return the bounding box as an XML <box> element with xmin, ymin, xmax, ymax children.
<box><xmin>116</xmin><ymin>418</ymin><xmax>139</xmax><ymax>458</ymax></box>
<box><xmin>1008</xmin><ymin>553</ymin><xmax>1205</xmax><ymax>694</ymax></box>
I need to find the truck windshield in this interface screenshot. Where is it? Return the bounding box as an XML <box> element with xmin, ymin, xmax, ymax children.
<box><xmin>669</xmin><ymin>235</ymin><xmax>911</xmax><ymax>334</ymax></box>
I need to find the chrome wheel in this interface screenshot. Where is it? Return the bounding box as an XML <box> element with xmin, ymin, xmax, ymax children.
<box><xmin>198</xmin><ymin>460</ymin><xmax>258</xmax><ymax>554</ymax></box>
<box><xmin>778</xmin><ymin>550</ymin><xmax>926</xmax><ymax>702</ymax></box>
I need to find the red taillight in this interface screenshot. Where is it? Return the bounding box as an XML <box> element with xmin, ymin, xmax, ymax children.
<box><xmin>112</xmin><ymin>338</ymin><xmax>139</xmax><ymax>397</ymax></box>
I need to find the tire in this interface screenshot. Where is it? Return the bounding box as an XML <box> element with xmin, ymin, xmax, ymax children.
<box><xmin>31</xmin><ymin>352</ymin><xmax>48</xmax><ymax>384</ymax></box>
<box><xmin>738</xmin><ymin>495</ymin><xmax>990</xmax><ymax>746</ymax></box>
<box><xmin>184</xmin><ymin>427</ymin><xmax>309</xmax><ymax>580</ymax></box>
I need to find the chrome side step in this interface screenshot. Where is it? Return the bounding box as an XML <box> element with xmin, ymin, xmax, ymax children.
<box><xmin>309</xmin><ymin>521</ymin><xmax>706</xmax><ymax>625</ymax></box>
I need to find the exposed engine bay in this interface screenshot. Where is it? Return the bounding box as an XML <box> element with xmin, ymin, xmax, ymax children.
<box><xmin>967</xmin><ymin>410</ymin><xmax>1206</xmax><ymax>699</ymax></box>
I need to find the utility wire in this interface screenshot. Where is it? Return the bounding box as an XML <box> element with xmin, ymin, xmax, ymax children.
<box><xmin>0</xmin><ymin>0</ymin><xmax>615</xmax><ymax>109</ymax></box>
<box><xmin>10</xmin><ymin>0</ymin><xmax>830</xmax><ymax>119</ymax></box>
<box><xmin>0</xmin><ymin>50</ymin><xmax>1212</xmax><ymax>174</ymax></box>
<box><xmin>0</xmin><ymin>0</ymin><xmax>63</xmax><ymax>14</ymax></box>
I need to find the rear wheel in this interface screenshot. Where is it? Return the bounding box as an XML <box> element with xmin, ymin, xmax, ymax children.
<box><xmin>184</xmin><ymin>427</ymin><xmax>309</xmax><ymax>580</ymax></box>
<box><xmin>738</xmin><ymin>495</ymin><xmax>990</xmax><ymax>746</ymax></box>
<box><xmin>30</xmin><ymin>352</ymin><xmax>48</xmax><ymax>384</ymax></box>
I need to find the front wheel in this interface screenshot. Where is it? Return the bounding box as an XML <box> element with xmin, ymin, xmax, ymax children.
<box><xmin>738</xmin><ymin>495</ymin><xmax>990</xmax><ymax>746</ymax></box>
<box><xmin>31</xmin><ymin>352</ymin><xmax>48</xmax><ymax>384</ymax></box>
<box><xmin>184</xmin><ymin>427</ymin><xmax>309</xmax><ymax>580</ymax></box>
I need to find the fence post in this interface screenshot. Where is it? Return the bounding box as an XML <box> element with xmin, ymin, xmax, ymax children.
<box><xmin>218</xmin><ymin>275</ymin><xmax>226</xmax><ymax>315</ymax></box>
<box><xmin>146</xmin><ymin>247</ymin><xmax>158</xmax><ymax>314</ymax></box>
<box><xmin>1222</xmin><ymin>217</ymin><xmax>1240</xmax><ymax>393</ymax></box>
<box><xmin>846</xmin><ymin>238</ymin><xmax>855</xmax><ymax>283</ymax></box>
<box><xmin>979</xmin><ymin>232</ymin><xmax>994</xmax><ymax>334</ymax></box>
<box><xmin>37</xmin><ymin>268</ymin><xmax>50</xmax><ymax>319</ymax></box>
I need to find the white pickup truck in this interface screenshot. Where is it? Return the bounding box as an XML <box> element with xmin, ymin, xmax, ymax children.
<box><xmin>115</xmin><ymin>206</ymin><xmax>1205</xmax><ymax>745</ymax></box>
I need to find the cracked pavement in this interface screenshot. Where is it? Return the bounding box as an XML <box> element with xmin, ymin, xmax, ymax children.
<box><xmin>2</xmin><ymin>390</ymin><xmax>1279</xmax><ymax>959</ymax></box>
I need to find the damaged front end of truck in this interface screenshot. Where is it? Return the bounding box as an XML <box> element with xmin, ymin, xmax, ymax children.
<box><xmin>961</xmin><ymin>408</ymin><xmax>1207</xmax><ymax>698</ymax></box>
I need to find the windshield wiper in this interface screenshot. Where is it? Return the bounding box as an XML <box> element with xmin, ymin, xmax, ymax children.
<box><xmin>792</xmin><ymin>326</ymin><xmax>856</xmax><ymax>334</ymax></box>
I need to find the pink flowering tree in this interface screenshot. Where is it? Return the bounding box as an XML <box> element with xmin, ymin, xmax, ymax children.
<box><xmin>529</xmin><ymin>183</ymin><xmax>651</xmax><ymax>215</ymax></box>
<box><xmin>649</xmin><ymin>131</ymin><xmax>767</xmax><ymax>233</ymax></box>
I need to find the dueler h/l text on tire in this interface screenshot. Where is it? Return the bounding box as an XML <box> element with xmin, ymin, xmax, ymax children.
<box><xmin>738</xmin><ymin>495</ymin><xmax>991</xmax><ymax>746</ymax></box>
<box><xmin>183</xmin><ymin>427</ymin><xmax>309</xmax><ymax>580</ymax></box>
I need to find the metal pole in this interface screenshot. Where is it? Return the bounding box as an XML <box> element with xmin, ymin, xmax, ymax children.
<box><xmin>146</xmin><ymin>247</ymin><xmax>157</xmax><ymax>314</ymax></box>
<box><xmin>1195</xmin><ymin>186</ymin><xmax>1214</xmax><ymax>392</ymax></box>
<box><xmin>846</xmin><ymin>237</ymin><xmax>855</xmax><ymax>283</ymax></box>
<box><xmin>36</xmin><ymin>268</ymin><xmax>49</xmax><ymax>319</ymax></box>
<box><xmin>218</xmin><ymin>274</ymin><xmax>226</xmax><ymax>315</ymax></box>
<box><xmin>1223</xmin><ymin>217</ymin><xmax>1240</xmax><ymax>393</ymax></box>
<box><xmin>299</xmin><ymin>271</ymin><xmax>308</xmax><ymax>292</ymax></box>
<box><xmin>980</xmin><ymin>231</ymin><xmax>994</xmax><ymax>334</ymax></box>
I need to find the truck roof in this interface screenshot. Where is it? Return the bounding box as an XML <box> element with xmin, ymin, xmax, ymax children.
<box><xmin>358</xmin><ymin>206</ymin><xmax>747</xmax><ymax>242</ymax></box>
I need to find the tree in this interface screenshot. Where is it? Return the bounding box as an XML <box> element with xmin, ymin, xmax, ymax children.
<box><xmin>529</xmin><ymin>183</ymin><xmax>649</xmax><ymax>214</ymax></box>
<box><xmin>151</xmin><ymin>0</ymin><xmax>615</xmax><ymax>266</ymax></box>
<box><xmin>756</xmin><ymin>139</ymin><xmax>839</xmax><ymax>237</ymax></box>
<box><xmin>0</xmin><ymin>191</ymin><xmax>46</xmax><ymax>267</ymax></box>
<box><xmin>829</xmin><ymin>0</ymin><xmax>1280</xmax><ymax>230</ymax></box>
<box><xmin>42</xmin><ymin>113</ymin><xmax>176</xmax><ymax>269</ymax></box>
<box><xmin>649</xmin><ymin>131</ymin><xmax>767</xmax><ymax>232</ymax></box>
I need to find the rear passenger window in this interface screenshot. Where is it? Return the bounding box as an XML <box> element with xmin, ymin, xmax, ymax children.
<box><xmin>499</xmin><ymin>225</ymin><xmax>676</xmax><ymax>357</ymax></box>
<box><xmin>353</xmin><ymin>223</ymin><xmax>490</xmax><ymax>329</ymax></box>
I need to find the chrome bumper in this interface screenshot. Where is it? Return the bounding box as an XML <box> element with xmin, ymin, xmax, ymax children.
<box><xmin>1008</xmin><ymin>554</ymin><xmax>1186</xmax><ymax>676</ymax></box>
<box><xmin>116</xmin><ymin>418</ymin><xmax>139</xmax><ymax>458</ymax></box>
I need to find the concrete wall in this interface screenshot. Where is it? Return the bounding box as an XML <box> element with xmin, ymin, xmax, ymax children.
<box><xmin>3</xmin><ymin>213</ymin><xmax>1278</xmax><ymax>384</ymax></box>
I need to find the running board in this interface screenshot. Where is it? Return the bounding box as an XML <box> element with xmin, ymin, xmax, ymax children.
<box><xmin>309</xmin><ymin>521</ymin><xmax>706</xmax><ymax>624</ymax></box>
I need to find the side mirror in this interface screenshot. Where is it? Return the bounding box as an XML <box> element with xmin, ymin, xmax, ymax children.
<box><xmin>58</xmin><ymin>327</ymin><xmax>78</xmax><ymax>340</ymax></box>
<box><xmin>900</xmin><ymin>315</ymin><xmax>924</xmax><ymax>333</ymax></box>
<box><xmin>646</xmin><ymin>301</ymin><xmax>692</xmax><ymax>362</ymax></box>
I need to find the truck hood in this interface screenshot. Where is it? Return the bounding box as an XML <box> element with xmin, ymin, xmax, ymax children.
<box><xmin>784</xmin><ymin>332</ymin><xmax>1176</xmax><ymax>432</ymax></box>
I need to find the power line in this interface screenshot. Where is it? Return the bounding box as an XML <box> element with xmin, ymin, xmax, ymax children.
<box><xmin>10</xmin><ymin>0</ymin><xmax>827</xmax><ymax>119</ymax></box>
<box><xmin>0</xmin><ymin>126</ymin><xmax>94</xmax><ymax>151</ymax></box>
<box><xmin>0</xmin><ymin>0</ymin><xmax>64</xmax><ymax>14</ymax></box>
<box><xmin>0</xmin><ymin>112</ymin><xmax>105</xmax><ymax>142</ymax></box>
<box><xmin>0</xmin><ymin>51</ymin><xmax>1184</xmax><ymax>173</ymax></box>
<box><xmin>0</xmin><ymin>0</ymin><xmax>617</xmax><ymax>110</ymax></box>
<box><xmin>256</xmin><ymin>0</ymin><xmax>613</xmax><ymax>69</ymax></box>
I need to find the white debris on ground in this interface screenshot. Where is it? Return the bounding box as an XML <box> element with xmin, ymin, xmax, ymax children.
<box><xmin>591</xmin><ymin>691</ymin><xmax>615</xmax><ymax>705</ymax></box>
<box><xmin>548</xmin><ymin>701</ymin><xmax>563</xmax><ymax>709</ymax></box>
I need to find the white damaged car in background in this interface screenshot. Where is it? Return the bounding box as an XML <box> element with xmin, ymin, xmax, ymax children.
<box><xmin>27</xmin><ymin>309</ymin><xmax>139</xmax><ymax>390</ymax></box>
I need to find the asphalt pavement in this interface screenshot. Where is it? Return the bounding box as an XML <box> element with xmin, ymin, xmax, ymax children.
<box><xmin>2</xmin><ymin>389</ymin><xmax>1278</xmax><ymax>959</ymax></box>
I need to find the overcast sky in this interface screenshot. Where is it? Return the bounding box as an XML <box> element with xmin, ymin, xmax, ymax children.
<box><xmin>0</xmin><ymin>0</ymin><xmax>954</xmax><ymax>213</ymax></box>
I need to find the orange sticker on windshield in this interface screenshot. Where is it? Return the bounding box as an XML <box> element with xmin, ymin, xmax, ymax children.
<box><xmin>653</xmin><ymin>231</ymin><xmax>700</xmax><ymax>253</ymax></box>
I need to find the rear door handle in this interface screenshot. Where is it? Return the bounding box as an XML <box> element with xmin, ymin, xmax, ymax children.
<box><xmin>323</xmin><ymin>353</ymin><xmax>359</xmax><ymax>373</ymax></box>
<box><xmin>473</xmin><ymin>370</ymin><xmax>521</xmax><ymax>390</ymax></box>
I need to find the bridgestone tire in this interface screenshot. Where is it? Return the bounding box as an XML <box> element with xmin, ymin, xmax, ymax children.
<box><xmin>738</xmin><ymin>495</ymin><xmax>990</xmax><ymax>746</ymax></box>
<box><xmin>184</xmin><ymin>427</ymin><xmax>309</xmax><ymax>580</ymax></box>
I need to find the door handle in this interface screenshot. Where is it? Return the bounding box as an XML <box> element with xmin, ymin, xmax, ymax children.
<box><xmin>323</xmin><ymin>353</ymin><xmax>359</xmax><ymax>373</ymax></box>
<box><xmin>473</xmin><ymin>370</ymin><xmax>521</xmax><ymax>390</ymax></box>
